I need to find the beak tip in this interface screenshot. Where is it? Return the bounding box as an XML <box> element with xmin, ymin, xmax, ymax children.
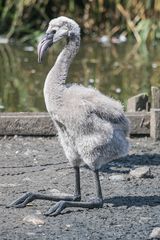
<box><xmin>38</xmin><ymin>54</ymin><xmax>43</xmax><ymax>63</ymax></box>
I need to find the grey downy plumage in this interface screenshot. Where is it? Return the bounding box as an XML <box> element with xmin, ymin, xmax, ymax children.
<box><xmin>7</xmin><ymin>17</ymin><xmax>130</xmax><ymax>216</ymax></box>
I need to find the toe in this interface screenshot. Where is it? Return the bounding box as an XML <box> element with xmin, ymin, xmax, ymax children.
<box><xmin>6</xmin><ymin>192</ymin><xmax>33</xmax><ymax>208</ymax></box>
<box><xmin>45</xmin><ymin>201</ymin><xmax>66</xmax><ymax>216</ymax></box>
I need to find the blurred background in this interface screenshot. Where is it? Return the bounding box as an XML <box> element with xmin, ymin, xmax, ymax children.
<box><xmin>0</xmin><ymin>0</ymin><xmax>160</xmax><ymax>112</ymax></box>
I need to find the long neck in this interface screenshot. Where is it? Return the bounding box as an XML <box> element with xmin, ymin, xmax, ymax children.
<box><xmin>44</xmin><ymin>36</ymin><xmax>80</xmax><ymax>110</ymax></box>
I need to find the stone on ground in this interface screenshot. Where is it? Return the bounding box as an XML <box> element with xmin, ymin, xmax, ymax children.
<box><xmin>23</xmin><ymin>215</ymin><xmax>45</xmax><ymax>225</ymax></box>
<box><xmin>149</xmin><ymin>227</ymin><xmax>160</xmax><ymax>239</ymax></box>
<box><xmin>129</xmin><ymin>166</ymin><xmax>152</xmax><ymax>178</ymax></box>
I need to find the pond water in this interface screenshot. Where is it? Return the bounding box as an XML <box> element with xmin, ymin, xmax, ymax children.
<box><xmin>0</xmin><ymin>40</ymin><xmax>160</xmax><ymax>112</ymax></box>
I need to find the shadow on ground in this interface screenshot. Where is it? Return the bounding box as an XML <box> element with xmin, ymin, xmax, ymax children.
<box><xmin>100</xmin><ymin>153</ymin><xmax>160</xmax><ymax>173</ymax></box>
<box><xmin>104</xmin><ymin>195</ymin><xmax>160</xmax><ymax>207</ymax></box>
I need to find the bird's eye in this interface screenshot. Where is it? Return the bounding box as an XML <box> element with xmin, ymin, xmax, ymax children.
<box><xmin>52</xmin><ymin>29</ymin><xmax>56</xmax><ymax>34</ymax></box>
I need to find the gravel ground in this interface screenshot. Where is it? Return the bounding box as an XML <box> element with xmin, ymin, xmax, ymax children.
<box><xmin>0</xmin><ymin>136</ymin><xmax>160</xmax><ymax>240</ymax></box>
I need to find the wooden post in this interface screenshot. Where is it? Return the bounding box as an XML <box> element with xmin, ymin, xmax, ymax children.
<box><xmin>150</xmin><ymin>86</ymin><xmax>160</xmax><ymax>141</ymax></box>
<box><xmin>150</xmin><ymin>109</ymin><xmax>160</xmax><ymax>141</ymax></box>
<box><xmin>151</xmin><ymin>86</ymin><xmax>160</xmax><ymax>108</ymax></box>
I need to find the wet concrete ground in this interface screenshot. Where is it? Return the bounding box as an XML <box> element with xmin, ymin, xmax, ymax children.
<box><xmin>0</xmin><ymin>136</ymin><xmax>160</xmax><ymax>240</ymax></box>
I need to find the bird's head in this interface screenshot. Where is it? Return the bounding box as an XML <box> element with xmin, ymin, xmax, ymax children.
<box><xmin>37</xmin><ymin>16</ymin><xmax>80</xmax><ymax>63</ymax></box>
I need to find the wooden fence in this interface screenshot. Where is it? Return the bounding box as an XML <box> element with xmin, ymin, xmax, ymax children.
<box><xmin>0</xmin><ymin>86</ymin><xmax>159</xmax><ymax>140</ymax></box>
<box><xmin>127</xmin><ymin>86</ymin><xmax>160</xmax><ymax>140</ymax></box>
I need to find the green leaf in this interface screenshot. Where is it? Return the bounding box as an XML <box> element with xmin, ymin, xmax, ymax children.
<box><xmin>136</xmin><ymin>19</ymin><xmax>152</xmax><ymax>42</ymax></box>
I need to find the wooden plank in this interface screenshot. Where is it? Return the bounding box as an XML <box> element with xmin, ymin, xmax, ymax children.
<box><xmin>0</xmin><ymin>112</ymin><xmax>57</xmax><ymax>136</ymax></box>
<box><xmin>0</xmin><ymin>112</ymin><xmax>150</xmax><ymax>136</ymax></box>
<box><xmin>150</xmin><ymin>109</ymin><xmax>160</xmax><ymax>141</ymax></box>
<box><xmin>126</xmin><ymin>112</ymin><xmax>150</xmax><ymax>135</ymax></box>
<box><xmin>151</xmin><ymin>86</ymin><xmax>160</xmax><ymax>108</ymax></box>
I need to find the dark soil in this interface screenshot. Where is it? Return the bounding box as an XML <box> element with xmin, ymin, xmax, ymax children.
<box><xmin>0</xmin><ymin>136</ymin><xmax>160</xmax><ymax>240</ymax></box>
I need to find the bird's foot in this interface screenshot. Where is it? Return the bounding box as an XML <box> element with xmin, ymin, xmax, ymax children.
<box><xmin>6</xmin><ymin>192</ymin><xmax>81</xmax><ymax>209</ymax></box>
<box><xmin>45</xmin><ymin>200</ymin><xmax>67</xmax><ymax>216</ymax></box>
<box><xmin>6</xmin><ymin>192</ymin><xmax>36</xmax><ymax>208</ymax></box>
<box><xmin>44</xmin><ymin>197</ymin><xmax>103</xmax><ymax>217</ymax></box>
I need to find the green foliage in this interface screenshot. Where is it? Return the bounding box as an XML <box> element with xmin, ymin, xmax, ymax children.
<box><xmin>136</xmin><ymin>19</ymin><xmax>152</xmax><ymax>42</ymax></box>
<box><xmin>0</xmin><ymin>0</ymin><xmax>160</xmax><ymax>43</ymax></box>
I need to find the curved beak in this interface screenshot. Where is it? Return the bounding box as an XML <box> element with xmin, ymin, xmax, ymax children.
<box><xmin>37</xmin><ymin>33</ymin><xmax>54</xmax><ymax>63</ymax></box>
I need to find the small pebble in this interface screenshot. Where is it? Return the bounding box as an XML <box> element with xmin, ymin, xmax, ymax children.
<box><xmin>149</xmin><ymin>227</ymin><xmax>160</xmax><ymax>239</ymax></box>
<box><xmin>22</xmin><ymin>177</ymin><xmax>32</xmax><ymax>182</ymax></box>
<box><xmin>109</xmin><ymin>174</ymin><xmax>125</xmax><ymax>181</ymax></box>
<box><xmin>23</xmin><ymin>215</ymin><xmax>45</xmax><ymax>225</ymax></box>
<box><xmin>64</xmin><ymin>224</ymin><xmax>72</xmax><ymax>231</ymax></box>
<box><xmin>130</xmin><ymin>166</ymin><xmax>152</xmax><ymax>178</ymax></box>
<box><xmin>26</xmin><ymin>232</ymin><xmax>36</xmax><ymax>237</ymax></box>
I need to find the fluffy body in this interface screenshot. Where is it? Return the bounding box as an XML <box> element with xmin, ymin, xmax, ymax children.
<box><xmin>7</xmin><ymin>16</ymin><xmax>130</xmax><ymax>216</ymax></box>
<box><xmin>43</xmin><ymin>17</ymin><xmax>130</xmax><ymax>170</ymax></box>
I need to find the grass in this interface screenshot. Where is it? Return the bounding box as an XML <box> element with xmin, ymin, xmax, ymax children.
<box><xmin>0</xmin><ymin>0</ymin><xmax>160</xmax><ymax>43</ymax></box>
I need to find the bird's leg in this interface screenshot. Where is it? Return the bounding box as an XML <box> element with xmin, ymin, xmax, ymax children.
<box><xmin>6</xmin><ymin>166</ymin><xmax>81</xmax><ymax>208</ymax></box>
<box><xmin>45</xmin><ymin>170</ymin><xmax>103</xmax><ymax>216</ymax></box>
<box><xmin>73</xmin><ymin>166</ymin><xmax>81</xmax><ymax>201</ymax></box>
<box><xmin>93</xmin><ymin>169</ymin><xmax>103</xmax><ymax>202</ymax></box>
